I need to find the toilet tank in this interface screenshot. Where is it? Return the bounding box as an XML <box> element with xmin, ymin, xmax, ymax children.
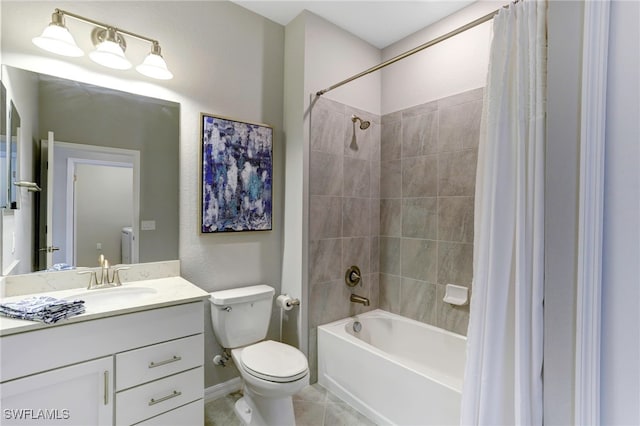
<box><xmin>209</xmin><ymin>285</ymin><xmax>275</xmax><ymax>348</ymax></box>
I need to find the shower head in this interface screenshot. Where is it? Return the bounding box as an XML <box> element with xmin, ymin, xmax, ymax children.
<box><xmin>351</xmin><ymin>115</ymin><xmax>371</xmax><ymax>130</ymax></box>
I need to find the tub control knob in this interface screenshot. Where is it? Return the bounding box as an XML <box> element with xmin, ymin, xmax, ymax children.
<box><xmin>345</xmin><ymin>265</ymin><xmax>361</xmax><ymax>287</ymax></box>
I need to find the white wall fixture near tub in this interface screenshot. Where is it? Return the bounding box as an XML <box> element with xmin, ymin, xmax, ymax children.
<box><xmin>443</xmin><ymin>284</ymin><xmax>469</xmax><ymax>306</ymax></box>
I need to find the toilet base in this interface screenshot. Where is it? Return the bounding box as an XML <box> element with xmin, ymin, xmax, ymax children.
<box><xmin>233</xmin><ymin>386</ymin><xmax>296</xmax><ymax>426</ymax></box>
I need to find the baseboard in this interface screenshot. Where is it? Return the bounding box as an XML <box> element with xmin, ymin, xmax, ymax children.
<box><xmin>204</xmin><ymin>377</ymin><xmax>242</xmax><ymax>403</ymax></box>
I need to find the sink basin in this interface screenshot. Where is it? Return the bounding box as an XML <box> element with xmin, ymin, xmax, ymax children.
<box><xmin>66</xmin><ymin>286</ymin><xmax>158</xmax><ymax>306</ymax></box>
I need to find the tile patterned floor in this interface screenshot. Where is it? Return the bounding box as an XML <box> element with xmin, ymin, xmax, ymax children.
<box><xmin>205</xmin><ymin>383</ymin><xmax>376</xmax><ymax>426</ymax></box>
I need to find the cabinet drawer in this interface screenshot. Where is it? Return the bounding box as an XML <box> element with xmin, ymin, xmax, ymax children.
<box><xmin>134</xmin><ymin>399</ymin><xmax>203</xmax><ymax>425</ymax></box>
<box><xmin>116</xmin><ymin>367</ymin><xmax>203</xmax><ymax>426</ymax></box>
<box><xmin>116</xmin><ymin>334</ymin><xmax>203</xmax><ymax>391</ymax></box>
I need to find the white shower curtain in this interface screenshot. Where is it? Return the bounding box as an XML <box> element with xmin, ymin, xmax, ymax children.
<box><xmin>460</xmin><ymin>1</ymin><xmax>546</xmax><ymax>425</ymax></box>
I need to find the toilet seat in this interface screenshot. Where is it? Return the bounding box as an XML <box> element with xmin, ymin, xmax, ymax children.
<box><xmin>239</xmin><ymin>340</ymin><xmax>308</xmax><ymax>383</ymax></box>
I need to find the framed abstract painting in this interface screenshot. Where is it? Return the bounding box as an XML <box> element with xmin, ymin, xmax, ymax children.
<box><xmin>200</xmin><ymin>113</ymin><xmax>273</xmax><ymax>233</ymax></box>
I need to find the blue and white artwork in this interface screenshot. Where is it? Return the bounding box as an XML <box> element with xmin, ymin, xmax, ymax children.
<box><xmin>201</xmin><ymin>114</ymin><xmax>273</xmax><ymax>232</ymax></box>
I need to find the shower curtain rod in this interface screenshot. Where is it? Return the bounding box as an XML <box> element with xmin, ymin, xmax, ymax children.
<box><xmin>315</xmin><ymin>5</ymin><xmax>506</xmax><ymax>97</ymax></box>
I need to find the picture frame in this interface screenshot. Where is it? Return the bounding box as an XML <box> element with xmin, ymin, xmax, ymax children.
<box><xmin>200</xmin><ymin>113</ymin><xmax>273</xmax><ymax>233</ymax></box>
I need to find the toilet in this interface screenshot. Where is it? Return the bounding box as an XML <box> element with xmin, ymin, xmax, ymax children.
<box><xmin>209</xmin><ymin>285</ymin><xmax>309</xmax><ymax>426</ymax></box>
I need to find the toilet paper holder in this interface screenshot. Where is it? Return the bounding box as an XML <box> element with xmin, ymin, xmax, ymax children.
<box><xmin>276</xmin><ymin>294</ymin><xmax>300</xmax><ymax>310</ymax></box>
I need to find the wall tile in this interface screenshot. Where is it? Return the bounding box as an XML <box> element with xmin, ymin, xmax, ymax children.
<box><xmin>401</xmin><ymin>238</ymin><xmax>437</xmax><ymax>283</ymax></box>
<box><xmin>344</xmin><ymin>123</ymin><xmax>372</xmax><ymax>160</ymax></box>
<box><xmin>379</xmin><ymin>273</ymin><xmax>400</xmax><ymax>313</ymax></box>
<box><xmin>438</xmin><ymin>197</ymin><xmax>474</xmax><ymax>243</ymax></box>
<box><xmin>372</xmin><ymin>89</ymin><xmax>483</xmax><ymax>337</ymax></box>
<box><xmin>370</xmin><ymin>161</ymin><xmax>380</xmax><ymax>198</ymax></box>
<box><xmin>343</xmin><ymin>157</ymin><xmax>370</xmax><ymax>197</ymax></box>
<box><xmin>369</xmin><ymin>198</ymin><xmax>380</xmax><ymax>237</ymax></box>
<box><xmin>402</xmin><ymin>197</ymin><xmax>437</xmax><ymax>239</ymax></box>
<box><xmin>400</xmin><ymin>278</ymin><xmax>437</xmax><ymax>325</ymax></box>
<box><xmin>402</xmin><ymin>155</ymin><xmax>438</xmax><ymax>197</ymax></box>
<box><xmin>437</xmin><ymin>87</ymin><xmax>484</xmax><ymax>109</ymax></box>
<box><xmin>343</xmin><ymin>237</ymin><xmax>370</xmax><ymax>275</ymax></box>
<box><xmin>380</xmin><ymin>199</ymin><xmax>401</xmax><ymax>236</ymax></box>
<box><xmin>379</xmin><ymin>237</ymin><xmax>401</xmax><ymax>275</ymax></box>
<box><xmin>307</xmin><ymin>327</ymin><xmax>318</xmax><ymax>384</ymax></box>
<box><xmin>309</xmin><ymin>239</ymin><xmax>342</xmax><ymax>284</ymax></box>
<box><xmin>436</xmin><ymin>284</ymin><xmax>470</xmax><ymax>335</ymax></box>
<box><xmin>438</xmin><ymin>149</ymin><xmax>477</xmax><ymax>196</ymax></box>
<box><xmin>310</xmin><ymin>151</ymin><xmax>343</xmax><ymax>196</ymax></box>
<box><xmin>310</xmin><ymin>104</ymin><xmax>347</xmax><ymax>155</ymax></box>
<box><xmin>382</xmin><ymin>111</ymin><xmax>402</xmax><ymax>125</ymax></box>
<box><xmin>438</xmin><ymin>99</ymin><xmax>482</xmax><ymax>152</ymax></box>
<box><xmin>402</xmin><ymin>111</ymin><xmax>438</xmax><ymax>157</ymax></box>
<box><xmin>381</xmin><ymin>119</ymin><xmax>402</xmax><ymax>160</ymax></box>
<box><xmin>380</xmin><ymin>159</ymin><xmax>402</xmax><ymax>198</ymax></box>
<box><xmin>310</xmin><ymin>196</ymin><xmax>342</xmax><ymax>240</ymax></box>
<box><xmin>369</xmin><ymin>123</ymin><xmax>381</xmax><ymax>163</ymax></box>
<box><xmin>370</xmin><ymin>236</ymin><xmax>380</xmax><ymax>274</ymax></box>
<box><xmin>309</xmin><ymin>280</ymin><xmax>351</xmax><ymax>327</ymax></box>
<box><xmin>368</xmin><ymin>273</ymin><xmax>380</xmax><ymax>309</ymax></box>
<box><xmin>437</xmin><ymin>241</ymin><xmax>473</xmax><ymax>286</ymax></box>
<box><xmin>401</xmin><ymin>100</ymin><xmax>438</xmax><ymax>118</ymax></box>
<box><xmin>343</xmin><ymin>197</ymin><xmax>370</xmax><ymax>237</ymax></box>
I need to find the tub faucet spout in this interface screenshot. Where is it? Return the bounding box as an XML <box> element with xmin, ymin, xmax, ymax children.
<box><xmin>350</xmin><ymin>294</ymin><xmax>370</xmax><ymax>306</ymax></box>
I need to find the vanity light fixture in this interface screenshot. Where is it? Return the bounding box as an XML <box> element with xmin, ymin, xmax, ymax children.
<box><xmin>32</xmin><ymin>8</ymin><xmax>173</xmax><ymax>80</ymax></box>
<box><xmin>32</xmin><ymin>10</ymin><xmax>84</xmax><ymax>57</ymax></box>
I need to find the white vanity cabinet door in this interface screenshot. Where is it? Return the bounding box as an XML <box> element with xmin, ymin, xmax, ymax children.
<box><xmin>0</xmin><ymin>356</ymin><xmax>113</xmax><ymax>426</ymax></box>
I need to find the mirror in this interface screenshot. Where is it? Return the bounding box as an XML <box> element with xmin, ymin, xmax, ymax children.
<box><xmin>0</xmin><ymin>82</ymin><xmax>6</xmax><ymax>209</ymax></box>
<box><xmin>2</xmin><ymin>66</ymin><xmax>179</xmax><ymax>273</ymax></box>
<box><xmin>9</xmin><ymin>100</ymin><xmax>20</xmax><ymax>209</ymax></box>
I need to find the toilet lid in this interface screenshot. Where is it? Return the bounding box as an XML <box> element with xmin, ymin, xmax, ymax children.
<box><xmin>240</xmin><ymin>340</ymin><xmax>308</xmax><ymax>383</ymax></box>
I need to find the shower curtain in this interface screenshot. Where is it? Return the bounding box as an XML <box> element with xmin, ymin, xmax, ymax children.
<box><xmin>460</xmin><ymin>1</ymin><xmax>546</xmax><ymax>425</ymax></box>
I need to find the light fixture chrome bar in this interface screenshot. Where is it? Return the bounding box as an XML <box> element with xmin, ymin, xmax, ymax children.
<box><xmin>55</xmin><ymin>8</ymin><xmax>159</xmax><ymax>45</ymax></box>
<box><xmin>316</xmin><ymin>7</ymin><xmax>503</xmax><ymax>96</ymax></box>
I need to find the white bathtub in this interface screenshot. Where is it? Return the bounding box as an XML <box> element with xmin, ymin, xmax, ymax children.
<box><xmin>317</xmin><ymin>309</ymin><xmax>466</xmax><ymax>425</ymax></box>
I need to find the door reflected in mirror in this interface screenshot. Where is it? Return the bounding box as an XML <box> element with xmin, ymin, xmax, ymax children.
<box><xmin>8</xmin><ymin>100</ymin><xmax>20</xmax><ymax>209</ymax></box>
<box><xmin>0</xmin><ymin>82</ymin><xmax>6</xmax><ymax>209</ymax></box>
<box><xmin>2</xmin><ymin>66</ymin><xmax>179</xmax><ymax>273</ymax></box>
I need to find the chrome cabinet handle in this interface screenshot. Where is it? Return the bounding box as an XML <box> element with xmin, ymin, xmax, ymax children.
<box><xmin>148</xmin><ymin>355</ymin><xmax>182</xmax><ymax>369</ymax></box>
<box><xmin>104</xmin><ymin>371</ymin><xmax>109</xmax><ymax>405</ymax></box>
<box><xmin>148</xmin><ymin>390</ymin><xmax>181</xmax><ymax>406</ymax></box>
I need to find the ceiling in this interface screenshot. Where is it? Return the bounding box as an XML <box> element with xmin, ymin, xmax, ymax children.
<box><xmin>230</xmin><ymin>1</ymin><xmax>476</xmax><ymax>49</ymax></box>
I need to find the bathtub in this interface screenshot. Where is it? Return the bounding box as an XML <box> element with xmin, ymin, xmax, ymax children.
<box><xmin>317</xmin><ymin>309</ymin><xmax>466</xmax><ymax>425</ymax></box>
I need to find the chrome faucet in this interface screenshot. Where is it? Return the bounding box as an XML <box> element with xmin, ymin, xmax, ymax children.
<box><xmin>350</xmin><ymin>293</ymin><xmax>370</xmax><ymax>306</ymax></box>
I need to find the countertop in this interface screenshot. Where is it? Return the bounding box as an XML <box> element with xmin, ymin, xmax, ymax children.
<box><xmin>0</xmin><ymin>276</ymin><xmax>209</xmax><ymax>337</ymax></box>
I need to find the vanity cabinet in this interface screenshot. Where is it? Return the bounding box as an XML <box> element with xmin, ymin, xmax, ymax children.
<box><xmin>0</xmin><ymin>357</ymin><xmax>113</xmax><ymax>425</ymax></box>
<box><xmin>0</xmin><ymin>301</ymin><xmax>205</xmax><ymax>425</ymax></box>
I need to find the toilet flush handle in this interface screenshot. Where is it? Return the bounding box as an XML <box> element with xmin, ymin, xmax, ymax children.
<box><xmin>222</xmin><ymin>306</ymin><xmax>232</xmax><ymax>312</ymax></box>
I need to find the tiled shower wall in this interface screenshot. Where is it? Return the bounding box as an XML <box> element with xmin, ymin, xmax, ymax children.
<box><xmin>379</xmin><ymin>87</ymin><xmax>483</xmax><ymax>335</ymax></box>
<box><xmin>308</xmin><ymin>97</ymin><xmax>381</xmax><ymax>381</ymax></box>
<box><xmin>307</xmin><ymin>88</ymin><xmax>482</xmax><ymax>379</ymax></box>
